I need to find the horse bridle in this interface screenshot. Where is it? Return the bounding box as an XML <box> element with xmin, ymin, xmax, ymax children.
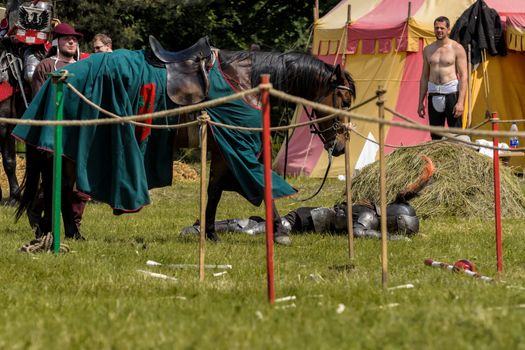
<box><xmin>295</xmin><ymin>81</ymin><xmax>351</xmax><ymax>202</ymax></box>
<box><xmin>302</xmin><ymin>82</ymin><xmax>351</xmax><ymax>154</ymax></box>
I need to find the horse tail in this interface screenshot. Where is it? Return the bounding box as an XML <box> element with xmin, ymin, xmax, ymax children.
<box><xmin>394</xmin><ymin>155</ymin><xmax>435</xmax><ymax>203</ymax></box>
<box><xmin>15</xmin><ymin>144</ymin><xmax>42</xmax><ymax>221</ymax></box>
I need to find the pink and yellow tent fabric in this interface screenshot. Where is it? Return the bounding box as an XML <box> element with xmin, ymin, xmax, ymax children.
<box><xmin>275</xmin><ymin>0</ymin><xmax>525</xmax><ymax>177</ymax></box>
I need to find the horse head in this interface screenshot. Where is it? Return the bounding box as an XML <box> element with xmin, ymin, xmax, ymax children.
<box><xmin>313</xmin><ymin>63</ymin><xmax>355</xmax><ymax>157</ymax></box>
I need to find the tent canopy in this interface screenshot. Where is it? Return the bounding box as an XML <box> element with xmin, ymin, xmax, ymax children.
<box><xmin>275</xmin><ymin>0</ymin><xmax>525</xmax><ymax>178</ymax></box>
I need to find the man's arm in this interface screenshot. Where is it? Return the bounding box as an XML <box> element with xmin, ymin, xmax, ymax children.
<box><xmin>453</xmin><ymin>43</ymin><xmax>468</xmax><ymax>118</ymax></box>
<box><xmin>418</xmin><ymin>48</ymin><xmax>430</xmax><ymax>118</ymax></box>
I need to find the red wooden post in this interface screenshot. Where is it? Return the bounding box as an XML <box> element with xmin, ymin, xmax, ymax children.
<box><xmin>491</xmin><ymin>112</ymin><xmax>503</xmax><ymax>273</ymax></box>
<box><xmin>261</xmin><ymin>74</ymin><xmax>275</xmax><ymax>304</ymax></box>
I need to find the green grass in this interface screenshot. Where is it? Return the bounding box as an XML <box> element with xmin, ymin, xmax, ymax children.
<box><xmin>1</xmin><ymin>177</ymin><xmax>525</xmax><ymax>349</ymax></box>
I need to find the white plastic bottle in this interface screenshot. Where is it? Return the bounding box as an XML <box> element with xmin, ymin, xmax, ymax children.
<box><xmin>510</xmin><ymin>123</ymin><xmax>519</xmax><ymax>148</ymax></box>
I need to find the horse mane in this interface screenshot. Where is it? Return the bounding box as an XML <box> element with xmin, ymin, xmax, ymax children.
<box><xmin>218</xmin><ymin>50</ymin><xmax>339</xmax><ymax>102</ymax></box>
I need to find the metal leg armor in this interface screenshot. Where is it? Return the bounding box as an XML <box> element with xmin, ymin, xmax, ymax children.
<box><xmin>181</xmin><ymin>217</ymin><xmax>293</xmax><ymax>236</ymax></box>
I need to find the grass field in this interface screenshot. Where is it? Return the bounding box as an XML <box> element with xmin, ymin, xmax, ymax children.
<box><xmin>1</xmin><ymin>175</ymin><xmax>525</xmax><ymax>349</ymax></box>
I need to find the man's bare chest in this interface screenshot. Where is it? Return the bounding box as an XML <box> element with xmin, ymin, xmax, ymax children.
<box><xmin>428</xmin><ymin>46</ymin><xmax>455</xmax><ymax>67</ymax></box>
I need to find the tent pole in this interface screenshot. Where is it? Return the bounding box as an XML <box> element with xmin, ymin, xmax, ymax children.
<box><xmin>407</xmin><ymin>1</ymin><xmax>412</xmax><ymax>18</ymax></box>
<box><xmin>313</xmin><ymin>0</ymin><xmax>319</xmax><ymax>22</ymax></box>
<box><xmin>467</xmin><ymin>44</ymin><xmax>472</xmax><ymax>128</ymax></box>
<box><xmin>482</xmin><ymin>49</ymin><xmax>492</xmax><ymax>116</ymax></box>
<box><xmin>341</xmin><ymin>5</ymin><xmax>351</xmax><ymax>67</ymax></box>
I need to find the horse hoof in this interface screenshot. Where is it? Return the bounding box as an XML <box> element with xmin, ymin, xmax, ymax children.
<box><xmin>274</xmin><ymin>235</ymin><xmax>292</xmax><ymax>246</ymax></box>
<box><xmin>4</xmin><ymin>197</ymin><xmax>18</xmax><ymax>207</ymax></box>
<box><xmin>65</xmin><ymin>233</ymin><xmax>86</xmax><ymax>241</ymax></box>
<box><xmin>206</xmin><ymin>232</ymin><xmax>221</xmax><ymax>243</ymax></box>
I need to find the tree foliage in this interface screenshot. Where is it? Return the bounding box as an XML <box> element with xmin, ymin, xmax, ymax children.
<box><xmin>53</xmin><ymin>0</ymin><xmax>340</xmax><ymax>51</ymax></box>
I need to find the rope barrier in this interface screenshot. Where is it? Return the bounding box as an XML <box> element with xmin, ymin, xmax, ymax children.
<box><xmin>3</xmin><ymin>78</ymin><xmax>525</xmax><ymax>148</ymax></box>
<box><xmin>384</xmin><ymin>106</ymin><xmax>525</xmax><ymax>152</ymax></box>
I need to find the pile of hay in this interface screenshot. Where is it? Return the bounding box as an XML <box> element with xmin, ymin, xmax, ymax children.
<box><xmin>172</xmin><ymin>161</ymin><xmax>199</xmax><ymax>182</ymax></box>
<box><xmin>347</xmin><ymin>142</ymin><xmax>525</xmax><ymax>219</ymax></box>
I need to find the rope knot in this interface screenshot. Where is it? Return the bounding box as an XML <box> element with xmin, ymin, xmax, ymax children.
<box><xmin>259</xmin><ymin>82</ymin><xmax>273</xmax><ymax>90</ymax></box>
<box><xmin>197</xmin><ymin>113</ymin><xmax>211</xmax><ymax>125</ymax></box>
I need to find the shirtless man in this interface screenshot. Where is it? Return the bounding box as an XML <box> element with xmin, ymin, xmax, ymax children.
<box><xmin>418</xmin><ymin>16</ymin><xmax>467</xmax><ymax>140</ymax></box>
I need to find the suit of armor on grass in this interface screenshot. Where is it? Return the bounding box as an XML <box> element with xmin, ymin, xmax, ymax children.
<box><xmin>182</xmin><ymin>156</ymin><xmax>435</xmax><ymax>239</ymax></box>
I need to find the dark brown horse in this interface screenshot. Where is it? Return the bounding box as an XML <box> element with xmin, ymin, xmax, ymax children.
<box><xmin>0</xmin><ymin>93</ymin><xmax>21</xmax><ymax>206</ymax></box>
<box><xmin>198</xmin><ymin>50</ymin><xmax>355</xmax><ymax>244</ymax></box>
<box><xmin>0</xmin><ymin>43</ymin><xmax>37</xmax><ymax>206</ymax></box>
<box><xmin>14</xmin><ymin>40</ymin><xmax>355</xmax><ymax>245</ymax></box>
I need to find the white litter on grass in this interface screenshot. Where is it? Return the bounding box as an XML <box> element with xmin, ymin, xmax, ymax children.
<box><xmin>306</xmin><ymin>294</ymin><xmax>324</xmax><ymax>299</ymax></box>
<box><xmin>213</xmin><ymin>271</ymin><xmax>228</xmax><ymax>277</ymax></box>
<box><xmin>337</xmin><ymin>175</ymin><xmax>346</xmax><ymax>181</ymax></box>
<box><xmin>275</xmin><ymin>303</ymin><xmax>296</xmax><ymax>310</ymax></box>
<box><xmin>506</xmin><ymin>285</ymin><xmax>525</xmax><ymax>291</ymax></box>
<box><xmin>175</xmin><ymin>296</ymin><xmax>187</xmax><ymax>301</ymax></box>
<box><xmin>275</xmin><ymin>296</ymin><xmax>296</xmax><ymax>303</ymax></box>
<box><xmin>387</xmin><ymin>283</ymin><xmax>415</xmax><ymax>291</ymax></box>
<box><xmin>308</xmin><ymin>273</ymin><xmax>325</xmax><ymax>282</ymax></box>
<box><xmin>255</xmin><ymin>311</ymin><xmax>264</xmax><ymax>320</ymax></box>
<box><xmin>336</xmin><ymin>304</ymin><xmax>345</xmax><ymax>314</ymax></box>
<box><xmin>488</xmin><ymin>304</ymin><xmax>525</xmax><ymax>311</ymax></box>
<box><xmin>379</xmin><ymin>303</ymin><xmax>400</xmax><ymax>309</ymax></box>
<box><xmin>146</xmin><ymin>260</ymin><xmax>232</xmax><ymax>270</ymax></box>
<box><xmin>137</xmin><ymin>269</ymin><xmax>177</xmax><ymax>281</ymax></box>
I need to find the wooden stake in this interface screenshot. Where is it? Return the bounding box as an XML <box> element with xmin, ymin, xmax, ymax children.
<box><xmin>377</xmin><ymin>86</ymin><xmax>388</xmax><ymax>287</ymax></box>
<box><xmin>491</xmin><ymin>113</ymin><xmax>503</xmax><ymax>274</ymax></box>
<box><xmin>199</xmin><ymin>113</ymin><xmax>208</xmax><ymax>281</ymax></box>
<box><xmin>344</xmin><ymin>117</ymin><xmax>354</xmax><ymax>259</ymax></box>
<box><xmin>261</xmin><ymin>74</ymin><xmax>275</xmax><ymax>304</ymax></box>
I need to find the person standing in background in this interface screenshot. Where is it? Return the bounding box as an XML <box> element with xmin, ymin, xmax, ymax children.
<box><xmin>91</xmin><ymin>33</ymin><xmax>113</xmax><ymax>53</ymax></box>
<box><xmin>418</xmin><ymin>16</ymin><xmax>467</xmax><ymax>140</ymax></box>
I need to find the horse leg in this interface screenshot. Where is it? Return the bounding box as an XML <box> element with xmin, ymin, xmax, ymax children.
<box><xmin>271</xmin><ymin>202</ymin><xmax>291</xmax><ymax>246</ymax></box>
<box><xmin>1</xmin><ymin>132</ymin><xmax>20</xmax><ymax>206</ymax></box>
<box><xmin>204</xmin><ymin>184</ymin><xmax>223</xmax><ymax>242</ymax></box>
<box><xmin>204</xmin><ymin>152</ymin><xmax>230</xmax><ymax>242</ymax></box>
<box><xmin>38</xmin><ymin>152</ymin><xmax>53</xmax><ymax>237</ymax></box>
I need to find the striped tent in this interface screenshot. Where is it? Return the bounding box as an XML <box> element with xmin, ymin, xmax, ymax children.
<box><xmin>275</xmin><ymin>0</ymin><xmax>525</xmax><ymax>177</ymax></box>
